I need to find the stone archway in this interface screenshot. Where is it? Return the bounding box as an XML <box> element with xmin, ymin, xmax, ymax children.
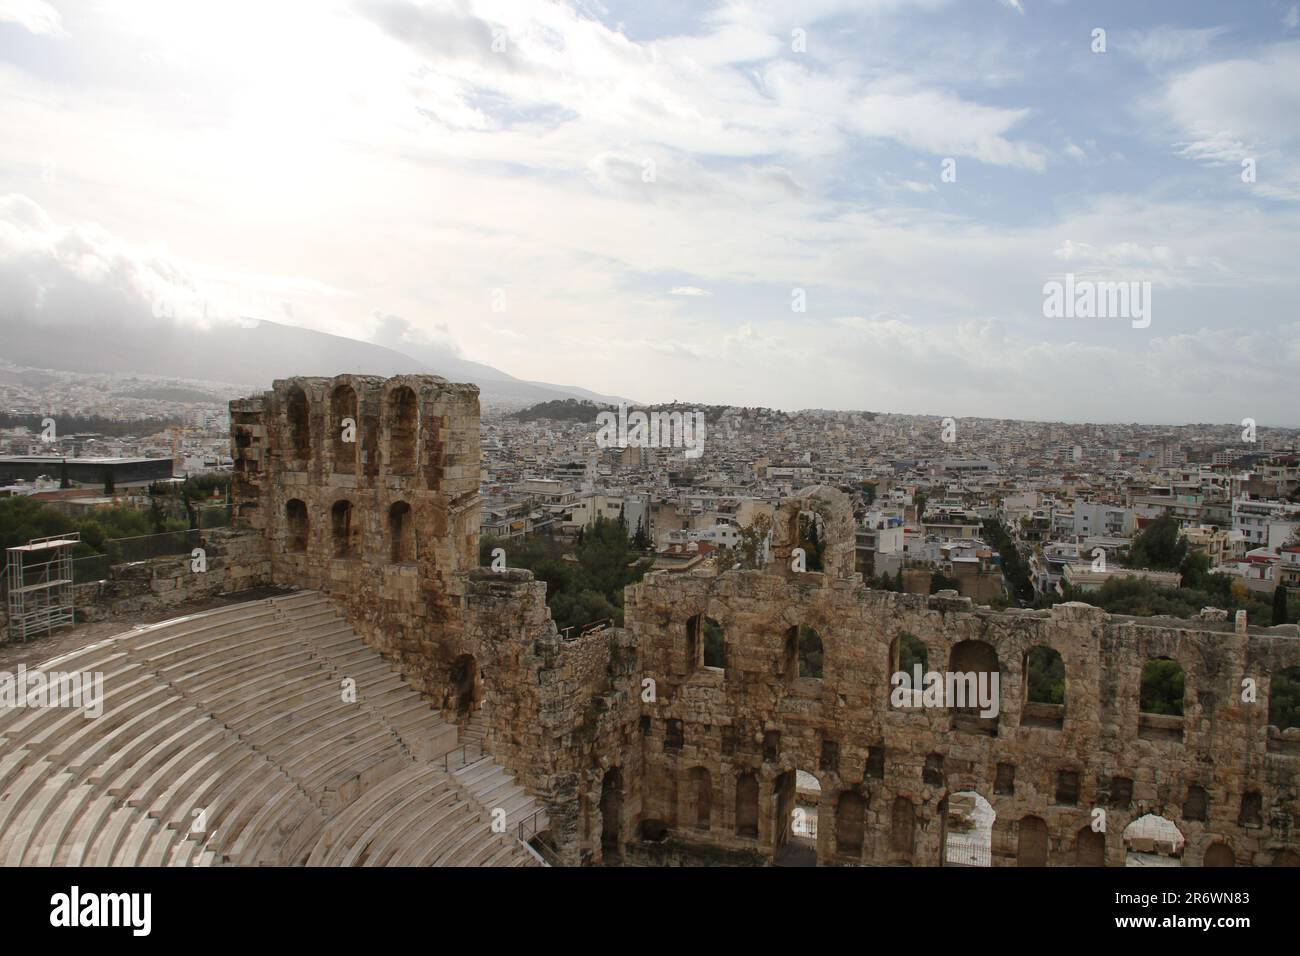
<box><xmin>1076</xmin><ymin>825</ymin><xmax>1106</xmax><ymax>866</ymax></box>
<box><xmin>1202</xmin><ymin>841</ymin><xmax>1235</xmax><ymax>867</ymax></box>
<box><xmin>448</xmin><ymin>654</ymin><xmax>479</xmax><ymax>718</ymax></box>
<box><xmin>773</xmin><ymin>768</ymin><xmax>820</xmax><ymax>867</ymax></box>
<box><xmin>941</xmin><ymin>791</ymin><xmax>995</xmax><ymax>866</ymax></box>
<box><xmin>1123</xmin><ymin>813</ymin><xmax>1184</xmax><ymax>866</ymax></box>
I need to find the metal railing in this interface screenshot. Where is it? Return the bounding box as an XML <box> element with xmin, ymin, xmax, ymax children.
<box><xmin>99</xmin><ymin>528</ymin><xmax>201</xmax><ymax>563</ymax></box>
<box><xmin>516</xmin><ymin>806</ymin><xmax>547</xmax><ymax>843</ymax></box>
<box><xmin>559</xmin><ymin>617</ymin><xmax>614</xmax><ymax>640</ymax></box>
<box><xmin>441</xmin><ymin>742</ymin><xmax>484</xmax><ymax>773</ymax></box>
<box><xmin>515</xmin><ymin>808</ymin><xmax>560</xmax><ymax>866</ymax></box>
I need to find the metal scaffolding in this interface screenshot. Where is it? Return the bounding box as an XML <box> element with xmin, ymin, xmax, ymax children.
<box><xmin>5</xmin><ymin>532</ymin><xmax>79</xmax><ymax>643</ymax></box>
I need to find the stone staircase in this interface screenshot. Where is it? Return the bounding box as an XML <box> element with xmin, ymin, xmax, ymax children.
<box><xmin>0</xmin><ymin>591</ymin><xmax>547</xmax><ymax>866</ymax></box>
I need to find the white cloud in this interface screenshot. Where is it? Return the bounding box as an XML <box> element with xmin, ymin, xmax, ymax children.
<box><xmin>1157</xmin><ymin>42</ymin><xmax>1300</xmax><ymax>200</ymax></box>
<box><xmin>0</xmin><ymin>194</ymin><xmax>343</xmax><ymax>331</ymax></box>
<box><xmin>1124</xmin><ymin>26</ymin><xmax>1228</xmax><ymax>70</ymax></box>
<box><xmin>0</xmin><ymin>0</ymin><xmax>65</xmax><ymax>36</ymax></box>
<box><xmin>0</xmin><ymin>1</ymin><xmax>1297</xmax><ymax>423</ymax></box>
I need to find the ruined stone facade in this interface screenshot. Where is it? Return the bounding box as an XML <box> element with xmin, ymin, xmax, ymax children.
<box><xmin>230</xmin><ymin>380</ymin><xmax>1300</xmax><ymax>866</ymax></box>
<box><xmin>232</xmin><ymin>375</ymin><xmax>481</xmax><ymax>714</ymax></box>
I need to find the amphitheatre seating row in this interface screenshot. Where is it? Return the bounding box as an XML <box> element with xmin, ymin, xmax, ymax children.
<box><xmin>0</xmin><ymin>592</ymin><xmax>544</xmax><ymax>866</ymax></box>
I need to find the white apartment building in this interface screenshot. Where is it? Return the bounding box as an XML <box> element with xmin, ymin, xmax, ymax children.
<box><xmin>1073</xmin><ymin>501</ymin><xmax>1135</xmax><ymax>538</ymax></box>
<box><xmin>1232</xmin><ymin>497</ymin><xmax>1300</xmax><ymax>548</ymax></box>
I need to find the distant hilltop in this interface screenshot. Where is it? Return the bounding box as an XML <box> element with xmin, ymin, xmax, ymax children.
<box><xmin>505</xmin><ymin>399</ymin><xmax>878</xmax><ymax>425</ymax></box>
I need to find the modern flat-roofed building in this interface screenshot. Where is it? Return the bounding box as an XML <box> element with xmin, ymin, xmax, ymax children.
<box><xmin>0</xmin><ymin>455</ymin><xmax>174</xmax><ymax>488</ymax></box>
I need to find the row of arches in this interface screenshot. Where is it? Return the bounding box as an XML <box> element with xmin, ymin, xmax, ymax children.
<box><xmin>681</xmin><ymin>616</ymin><xmax>1300</xmax><ymax>732</ymax></box>
<box><xmin>285</xmin><ymin>383</ymin><xmax>420</xmax><ymax>475</ymax></box>
<box><xmin>284</xmin><ymin>498</ymin><xmax>416</xmax><ymax>563</ymax></box>
<box><xmin>682</xmin><ymin>768</ymin><xmax>1296</xmax><ymax>866</ymax></box>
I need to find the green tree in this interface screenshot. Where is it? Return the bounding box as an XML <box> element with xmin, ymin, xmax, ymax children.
<box><xmin>1269</xmin><ymin>667</ymin><xmax>1300</xmax><ymax>731</ymax></box>
<box><xmin>896</xmin><ymin>632</ymin><xmax>927</xmax><ymax>674</ymax></box>
<box><xmin>929</xmin><ymin>570</ymin><xmax>960</xmax><ymax>593</ymax></box>
<box><xmin>1274</xmin><ymin>586</ymin><xmax>1290</xmax><ymax>627</ymax></box>
<box><xmin>478</xmin><ymin>519</ymin><xmax>653</xmax><ymax>632</ymax></box>
<box><xmin>798</xmin><ymin>513</ymin><xmax>824</xmax><ymax>572</ymax></box>
<box><xmin>1140</xmin><ymin>659</ymin><xmax>1185</xmax><ymax>716</ymax></box>
<box><xmin>729</xmin><ymin>513</ymin><xmax>771</xmax><ymax>571</ymax></box>
<box><xmin>981</xmin><ymin>518</ymin><xmax>1033</xmax><ymax>602</ymax></box>
<box><xmin>1026</xmin><ymin>646</ymin><xmax>1065</xmax><ymax>705</ymax></box>
<box><xmin>859</xmin><ymin>481</ymin><xmax>877</xmax><ymax>507</ymax></box>
<box><xmin>702</xmin><ymin>617</ymin><xmax>725</xmax><ymax>668</ymax></box>
<box><xmin>1128</xmin><ymin>514</ymin><xmax>1187</xmax><ymax>571</ymax></box>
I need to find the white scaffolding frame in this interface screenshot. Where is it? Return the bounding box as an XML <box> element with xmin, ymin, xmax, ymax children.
<box><xmin>5</xmin><ymin>532</ymin><xmax>79</xmax><ymax>643</ymax></box>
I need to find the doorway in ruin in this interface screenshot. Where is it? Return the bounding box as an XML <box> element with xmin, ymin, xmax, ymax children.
<box><xmin>773</xmin><ymin>769</ymin><xmax>820</xmax><ymax>866</ymax></box>
<box><xmin>1202</xmin><ymin>842</ymin><xmax>1235</xmax><ymax>867</ymax></box>
<box><xmin>1016</xmin><ymin>815</ymin><xmax>1049</xmax><ymax>866</ymax></box>
<box><xmin>600</xmin><ymin>768</ymin><xmax>623</xmax><ymax>861</ymax></box>
<box><xmin>448</xmin><ymin>654</ymin><xmax>479</xmax><ymax>718</ymax></box>
<box><xmin>1075</xmin><ymin>825</ymin><xmax>1106</xmax><ymax>866</ymax></box>
<box><xmin>1122</xmin><ymin>814</ymin><xmax>1184</xmax><ymax>867</ymax></box>
<box><xmin>941</xmin><ymin>791</ymin><xmax>994</xmax><ymax>866</ymax></box>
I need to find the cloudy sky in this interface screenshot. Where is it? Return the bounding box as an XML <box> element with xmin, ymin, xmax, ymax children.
<box><xmin>1</xmin><ymin>0</ymin><xmax>1298</xmax><ymax>423</ymax></box>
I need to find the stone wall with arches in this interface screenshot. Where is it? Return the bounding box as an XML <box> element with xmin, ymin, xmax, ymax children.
<box><xmin>230</xmin><ymin>388</ymin><xmax>1300</xmax><ymax>868</ymax></box>
<box><xmin>615</xmin><ymin>534</ymin><xmax>1300</xmax><ymax>866</ymax></box>
<box><xmin>230</xmin><ymin>374</ymin><xmax>482</xmax><ymax>706</ymax></box>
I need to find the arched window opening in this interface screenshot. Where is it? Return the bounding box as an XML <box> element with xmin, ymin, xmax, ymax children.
<box><xmin>686</xmin><ymin>614</ymin><xmax>725</xmax><ymax>671</ymax></box>
<box><xmin>1139</xmin><ymin>657</ymin><xmax>1185</xmax><ymax>741</ymax></box>
<box><xmin>330</xmin><ymin>385</ymin><xmax>358</xmax><ymax>474</ymax></box>
<box><xmin>389</xmin><ymin>501</ymin><xmax>414</xmax><ymax>563</ymax></box>
<box><xmin>784</xmin><ymin>624</ymin><xmax>823</xmax><ymax>680</ymax></box>
<box><xmin>285</xmin><ymin>499</ymin><xmax>308</xmax><ymax>553</ymax></box>
<box><xmin>330</xmin><ymin>500</ymin><xmax>357</xmax><ymax>558</ymax></box>
<box><xmin>286</xmin><ymin>386</ymin><xmax>310</xmax><ymax>465</ymax></box>
<box><xmin>889</xmin><ymin>632</ymin><xmax>929</xmax><ymax>708</ymax></box>
<box><xmin>387</xmin><ymin>386</ymin><xmax>418</xmax><ymax>475</ymax></box>
<box><xmin>1022</xmin><ymin>645</ymin><xmax>1065</xmax><ymax>730</ymax></box>
<box><xmin>948</xmin><ymin>640</ymin><xmax>1000</xmax><ymax>736</ymax></box>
